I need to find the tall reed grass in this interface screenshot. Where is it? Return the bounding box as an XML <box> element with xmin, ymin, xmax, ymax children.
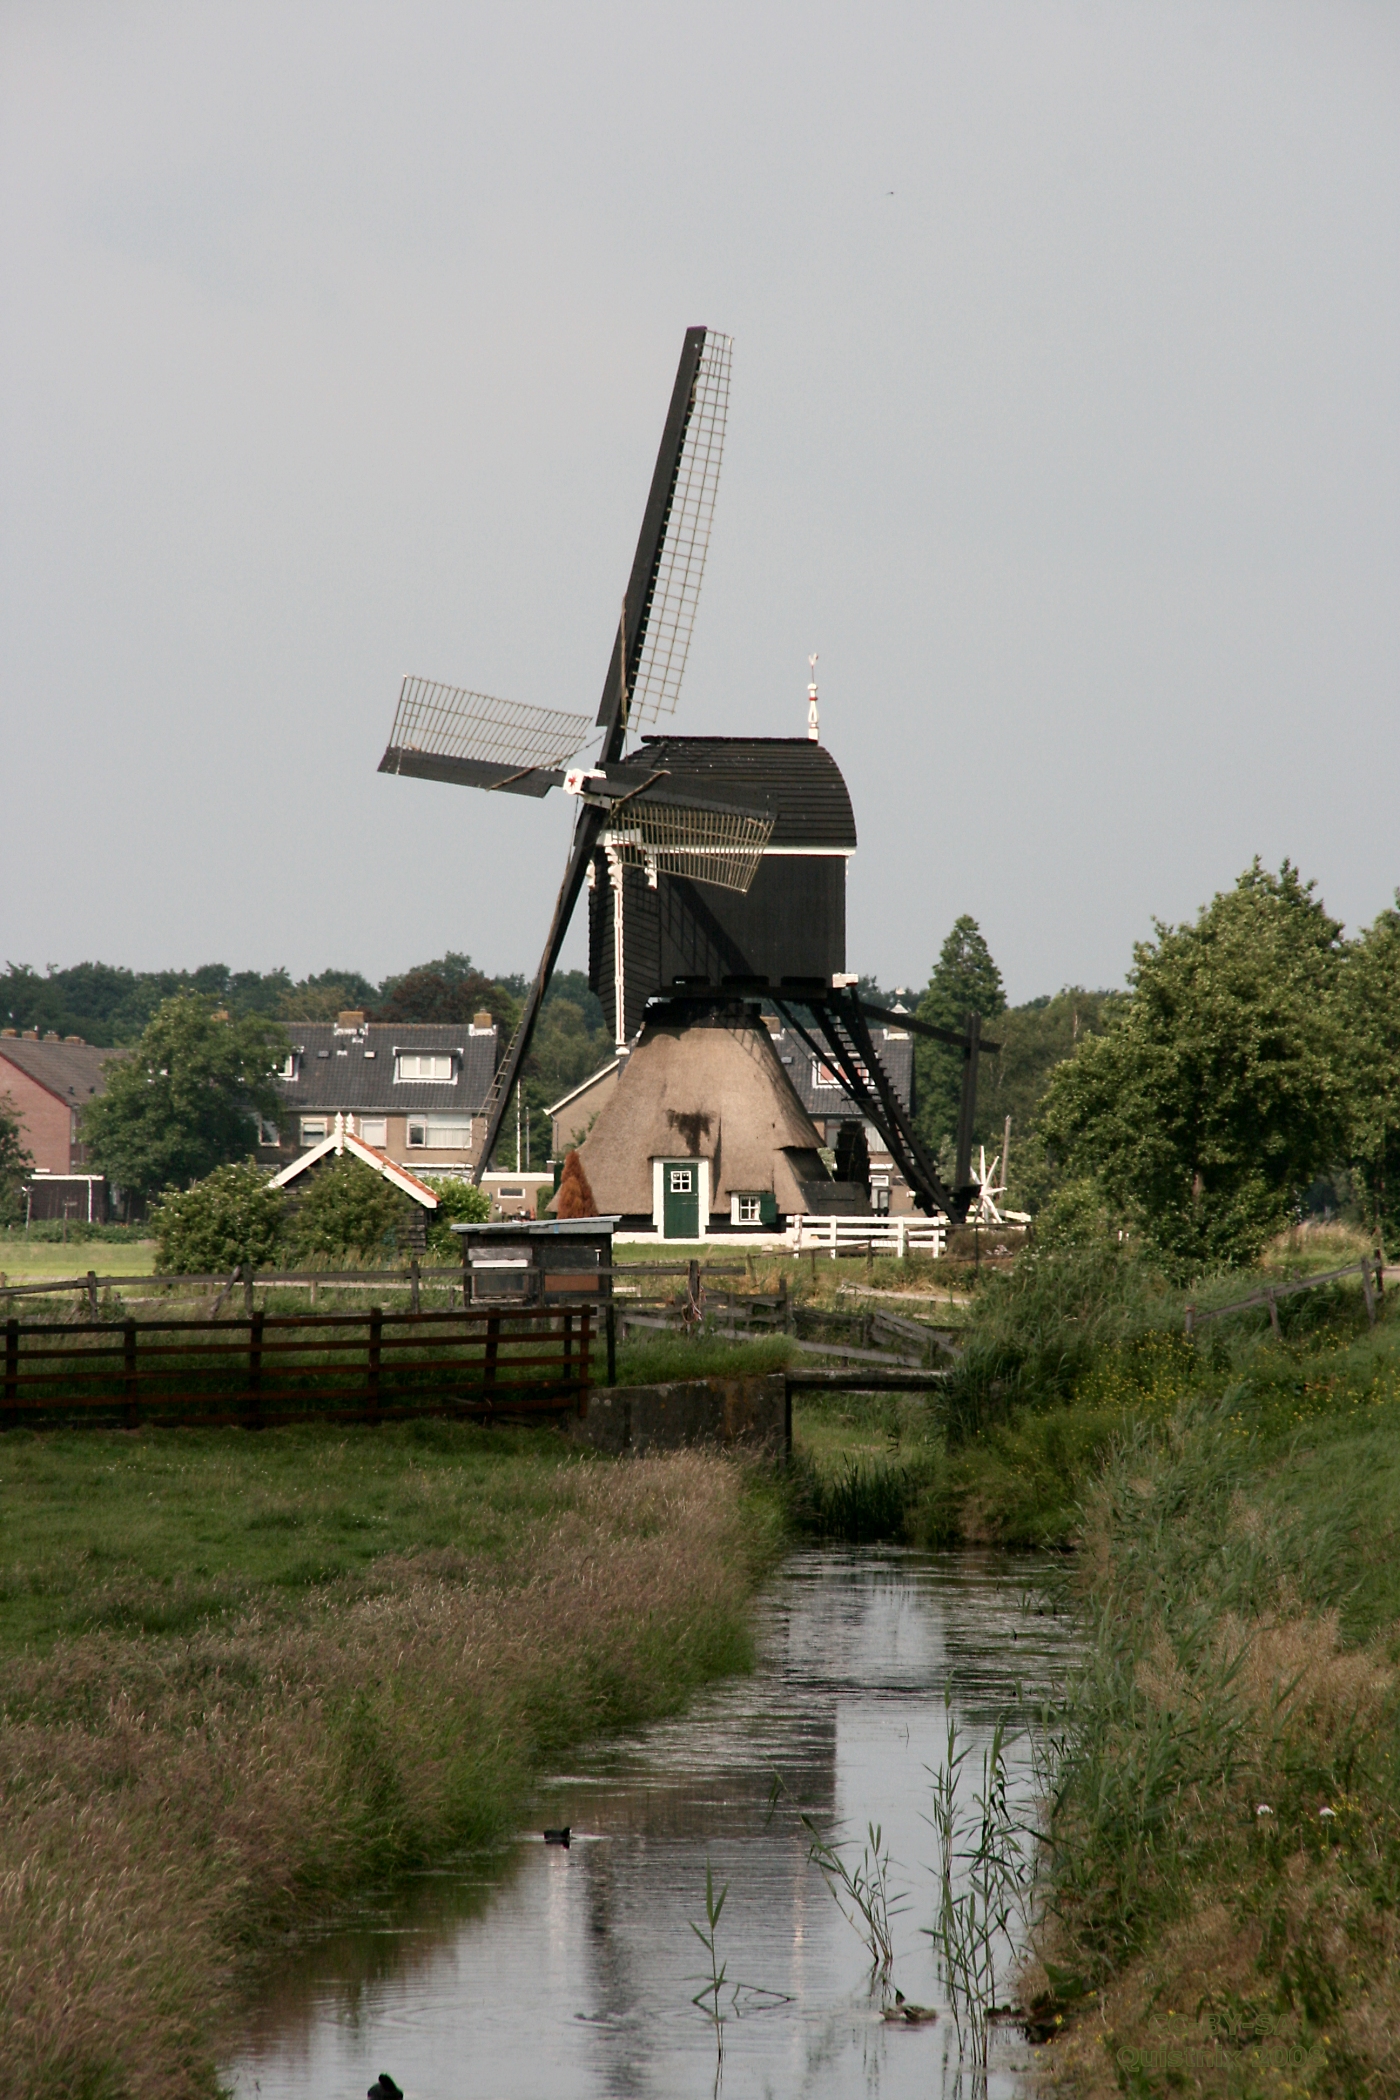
<box><xmin>0</xmin><ymin>1437</ymin><xmax>774</xmax><ymax>2098</ymax></box>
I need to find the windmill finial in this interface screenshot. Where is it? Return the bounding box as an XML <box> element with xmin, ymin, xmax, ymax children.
<box><xmin>807</xmin><ymin>653</ymin><xmax>820</xmax><ymax>742</ymax></box>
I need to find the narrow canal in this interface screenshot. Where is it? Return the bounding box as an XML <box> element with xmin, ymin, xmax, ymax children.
<box><xmin>225</xmin><ymin>1547</ymin><xmax>1073</xmax><ymax>2100</ymax></box>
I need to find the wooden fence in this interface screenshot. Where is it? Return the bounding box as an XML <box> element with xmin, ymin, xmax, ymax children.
<box><xmin>786</xmin><ymin>1216</ymin><xmax>948</xmax><ymax>1257</ymax></box>
<box><xmin>1</xmin><ymin>1304</ymin><xmax>594</xmax><ymax>1430</ymax></box>
<box><xmin>1185</xmin><ymin>1257</ymin><xmax>1385</xmax><ymax>1338</ymax></box>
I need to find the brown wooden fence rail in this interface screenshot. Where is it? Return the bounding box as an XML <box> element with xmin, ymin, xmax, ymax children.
<box><xmin>1184</xmin><ymin>1256</ymin><xmax>1385</xmax><ymax>1338</ymax></box>
<box><xmin>1</xmin><ymin>1304</ymin><xmax>593</xmax><ymax>1431</ymax></box>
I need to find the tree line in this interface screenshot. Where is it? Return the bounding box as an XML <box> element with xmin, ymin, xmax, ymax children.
<box><xmin>4</xmin><ymin>859</ymin><xmax>1397</xmax><ymax>1263</ymax></box>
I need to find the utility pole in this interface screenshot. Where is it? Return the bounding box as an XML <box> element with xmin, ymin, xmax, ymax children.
<box><xmin>516</xmin><ymin>1080</ymin><xmax>522</xmax><ymax>1173</ymax></box>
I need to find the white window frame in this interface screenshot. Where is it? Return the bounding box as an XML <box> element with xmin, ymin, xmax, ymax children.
<box><xmin>395</xmin><ymin>1053</ymin><xmax>455</xmax><ymax>1083</ymax></box>
<box><xmin>300</xmin><ymin>1117</ymin><xmax>327</xmax><ymax>1144</ymax></box>
<box><xmin>407</xmin><ymin>1115</ymin><xmax>474</xmax><ymax>1150</ymax></box>
<box><xmin>279</xmin><ymin>1052</ymin><xmax>298</xmax><ymax>1080</ymax></box>
<box><xmin>812</xmin><ymin>1059</ymin><xmax>841</xmax><ymax>1088</ymax></box>
<box><xmin>257</xmin><ymin>1116</ymin><xmax>281</xmax><ymax>1146</ymax></box>
<box><xmin>733</xmin><ymin>1194</ymin><xmax>762</xmax><ymax>1224</ymax></box>
<box><xmin>359</xmin><ymin>1117</ymin><xmax>388</xmax><ymax>1148</ymax></box>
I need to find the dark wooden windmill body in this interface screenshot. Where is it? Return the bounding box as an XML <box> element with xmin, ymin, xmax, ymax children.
<box><xmin>377</xmin><ymin>327</ymin><xmax>995</xmax><ymax>1221</ymax></box>
<box><xmin>588</xmin><ymin>735</ymin><xmax>855</xmax><ymax>1047</ymax></box>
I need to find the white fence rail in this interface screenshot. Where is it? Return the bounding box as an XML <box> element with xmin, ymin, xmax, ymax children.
<box><xmin>786</xmin><ymin>1215</ymin><xmax>947</xmax><ymax>1258</ymax></box>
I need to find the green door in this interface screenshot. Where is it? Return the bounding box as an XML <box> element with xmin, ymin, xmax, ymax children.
<box><xmin>662</xmin><ymin>1160</ymin><xmax>700</xmax><ymax>1239</ymax></box>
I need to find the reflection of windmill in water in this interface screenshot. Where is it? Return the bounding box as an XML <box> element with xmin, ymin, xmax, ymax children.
<box><xmin>379</xmin><ymin>329</ymin><xmax>995</xmax><ymax>1225</ymax></box>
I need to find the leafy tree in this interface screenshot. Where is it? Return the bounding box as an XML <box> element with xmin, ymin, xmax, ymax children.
<box><xmin>374</xmin><ymin>952</ymin><xmax>519</xmax><ymax>1030</ymax></box>
<box><xmin>149</xmin><ymin>1162</ymin><xmax>287</xmax><ymax>1275</ymax></box>
<box><xmin>1337</xmin><ymin>895</ymin><xmax>1400</xmax><ymax>1249</ymax></box>
<box><xmin>976</xmin><ymin>988</ymin><xmax>1126</xmax><ymax>1202</ymax></box>
<box><xmin>421</xmin><ymin>1174</ymin><xmax>492</xmax><ymax>1258</ymax></box>
<box><xmin>82</xmin><ymin>995</ymin><xmax>287</xmax><ymax>1208</ymax></box>
<box><xmin>1039</xmin><ymin>861</ymin><xmax>1345</xmax><ymax>1269</ymax></box>
<box><xmin>914</xmin><ymin>916</ymin><xmax>1007</xmax><ymax>1154</ymax></box>
<box><xmin>286</xmin><ymin>1155</ymin><xmax>412</xmax><ymax>1262</ymax></box>
<box><xmin>0</xmin><ymin>1094</ymin><xmax>33</xmax><ymax>1223</ymax></box>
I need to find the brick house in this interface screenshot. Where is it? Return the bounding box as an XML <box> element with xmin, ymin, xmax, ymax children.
<box><xmin>258</xmin><ymin>1011</ymin><xmax>501</xmax><ymax>1177</ymax></box>
<box><xmin>0</xmin><ymin>1030</ymin><xmax>127</xmax><ymax>1219</ymax></box>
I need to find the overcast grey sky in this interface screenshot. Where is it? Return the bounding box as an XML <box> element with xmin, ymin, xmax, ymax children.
<box><xmin>3</xmin><ymin>0</ymin><xmax>1396</xmax><ymax>1004</ymax></box>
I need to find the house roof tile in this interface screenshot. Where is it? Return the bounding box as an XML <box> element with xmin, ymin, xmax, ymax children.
<box><xmin>273</xmin><ymin>1022</ymin><xmax>500</xmax><ymax>1114</ymax></box>
<box><xmin>0</xmin><ymin>1039</ymin><xmax>127</xmax><ymax>1104</ymax></box>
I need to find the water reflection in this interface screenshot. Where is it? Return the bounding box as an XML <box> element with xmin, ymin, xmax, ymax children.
<box><xmin>226</xmin><ymin>1548</ymin><xmax>1071</xmax><ymax>2100</ymax></box>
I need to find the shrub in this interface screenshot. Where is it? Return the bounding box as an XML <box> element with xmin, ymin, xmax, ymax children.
<box><xmin>556</xmin><ymin>1149</ymin><xmax>597</xmax><ymax>1218</ymax></box>
<box><xmin>287</xmin><ymin>1155</ymin><xmax>413</xmax><ymax>1262</ymax></box>
<box><xmin>421</xmin><ymin>1175</ymin><xmax>491</xmax><ymax>1259</ymax></box>
<box><xmin>150</xmin><ymin>1162</ymin><xmax>288</xmax><ymax>1275</ymax></box>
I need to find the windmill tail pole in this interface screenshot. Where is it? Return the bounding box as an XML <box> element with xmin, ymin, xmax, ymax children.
<box><xmin>953</xmin><ymin>1012</ymin><xmax>983</xmax><ymax>1207</ymax></box>
<box><xmin>473</xmin><ymin>804</ymin><xmax>604</xmax><ymax>1182</ymax></box>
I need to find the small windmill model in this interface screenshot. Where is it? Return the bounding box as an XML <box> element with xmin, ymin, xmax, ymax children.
<box><xmin>379</xmin><ymin>329</ymin><xmax>999</xmax><ymax>1220</ymax></box>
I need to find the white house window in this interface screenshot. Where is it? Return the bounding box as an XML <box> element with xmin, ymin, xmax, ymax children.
<box><xmin>669</xmin><ymin>1167</ymin><xmax>693</xmax><ymax>1194</ymax></box>
<box><xmin>257</xmin><ymin>1117</ymin><xmax>280</xmax><ymax>1146</ymax></box>
<box><xmin>812</xmin><ymin>1057</ymin><xmax>866</xmax><ymax>1088</ymax></box>
<box><xmin>300</xmin><ymin>1117</ymin><xmax>327</xmax><ymax>1144</ymax></box>
<box><xmin>407</xmin><ymin>1116</ymin><xmax>474</xmax><ymax>1149</ymax></box>
<box><xmin>279</xmin><ymin>1053</ymin><xmax>298</xmax><ymax>1080</ymax></box>
<box><xmin>735</xmin><ymin>1195</ymin><xmax>761</xmax><ymax>1223</ymax></box>
<box><xmin>360</xmin><ymin>1117</ymin><xmax>388</xmax><ymax>1148</ymax></box>
<box><xmin>395</xmin><ymin>1053</ymin><xmax>454</xmax><ymax>1082</ymax></box>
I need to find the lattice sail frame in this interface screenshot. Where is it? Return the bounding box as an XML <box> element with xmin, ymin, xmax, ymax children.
<box><xmin>604</xmin><ymin>795</ymin><xmax>773</xmax><ymax>893</ymax></box>
<box><xmin>387</xmin><ymin>676</ymin><xmax>591</xmax><ymax>772</ymax></box>
<box><xmin>625</xmin><ymin>333</ymin><xmax>733</xmax><ymax>731</ymax></box>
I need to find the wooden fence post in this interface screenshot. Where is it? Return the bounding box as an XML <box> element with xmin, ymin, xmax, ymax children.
<box><xmin>577</xmin><ymin>1307</ymin><xmax>592</xmax><ymax>1418</ymax></box>
<box><xmin>248</xmin><ymin>1308</ymin><xmax>264</xmax><ymax>1429</ymax></box>
<box><xmin>1184</xmin><ymin>1303</ymin><xmax>1195</xmax><ymax>1338</ymax></box>
<box><xmin>484</xmin><ymin>1312</ymin><xmax>500</xmax><ymax>1409</ymax></box>
<box><xmin>410</xmin><ymin>1256</ymin><xmax>420</xmax><ymax>1313</ymax></box>
<box><xmin>367</xmin><ymin>1307</ymin><xmax>382</xmax><ymax>1425</ymax></box>
<box><xmin>563</xmin><ymin>1308</ymin><xmax>574</xmax><ymax>1389</ymax></box>
<box><xmin>3</xmin><ymin>1319</ymin><xmax>17</xmax><ymax>1430</ymax></box>
<box><xmin>243</xmin><ymin>1272</ymin><xmax>255</xmax><ymax>1318</ymax></box>
<box><xmin>605</xmin><ymin>1301</ymin><xmax>616</xmax><ymax>1387</ymax></box>
<box><xmin>1360</xmin><ymin>1259</ymin><xmax>1376</xmax><ymax>1327</ymax></box>
<box><xmin>86</xmin><ymin>1270</ymin><xmax>99</xmax><ymax>1316</ymax></box>
<box><xmin>1266</xmin><ymin>1289</ymin><xmax>1281</xmax><ymax>1338</ymax></box>
<box><xmin>123</xmin><ymin>1319</ymin><xmax>139</xmax><ymax>1429</ymax></box>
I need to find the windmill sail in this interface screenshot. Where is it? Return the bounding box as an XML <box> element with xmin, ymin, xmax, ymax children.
<box><xmin>474</xmin><ymin>327</ymin><xmax>731</xmax><ymax>1175</ymax></box>
<box><xmin>604</xmin><ymin>795</ymin><xmax>773</xmax><ymax>892</ymax></box>
<box><xmin>623</xmin><ymin>332</ymin><xmax>732</xmax><ymax>731</ymax></box>
<box><xmin>380</xmin><ymin>679</ymin><xmax>590</xmax><ymax>796</ymax></box>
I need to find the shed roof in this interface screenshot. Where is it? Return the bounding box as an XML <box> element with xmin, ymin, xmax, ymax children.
<box><xmin>634</xmin><ymin>737</ymin><xmax>857</xmax><ymax>851</ymax></box>
<box><xmin>0</xmin><ymin>1038</ymin><xmax>126</xmax><ymax>1105</ymax></box>
<box><xmin>274</xmin><ymin>1022</ymin><xmax>500</xmax><ymax>1114</ymax></box>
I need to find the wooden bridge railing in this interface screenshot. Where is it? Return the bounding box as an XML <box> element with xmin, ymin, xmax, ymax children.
<box><xmin>1</xmin><ymin>1304</ymin><xmax>593</xmax><ymax>1430</ymax></box>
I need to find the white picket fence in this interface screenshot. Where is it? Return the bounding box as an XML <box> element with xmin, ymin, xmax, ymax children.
<box><xmin>786</xmin><ymin>1214</ymin><xmax>947</xmax><ymax>1258</ymax></box>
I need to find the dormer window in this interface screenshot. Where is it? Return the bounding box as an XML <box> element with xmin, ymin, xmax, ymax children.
<box><xmin>279</xmin><ymin>1052</ymin><xmax>299</xmax><ymax>1080</ymax></box>
<box><xmin>395</xmin><ymin>1053</ymin><xmax>454</xmax><ymax>1082</ymax></box>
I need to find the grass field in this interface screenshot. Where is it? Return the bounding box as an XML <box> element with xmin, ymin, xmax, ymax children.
<box><xmin>0</xmin><ymin>1423</ymin><xmax>785</xmax><ymax>2097</ymax></box>
<box><xmin>0</xmin><ymin>1235</ymin><xmax>158</xmax><ymax>1282</ymax></box>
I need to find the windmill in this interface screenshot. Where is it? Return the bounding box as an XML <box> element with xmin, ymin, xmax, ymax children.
<box><xmin>378</xmin><ymin>328</ymin><xmax>998</xmax><ymax>1222</ymax></box>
